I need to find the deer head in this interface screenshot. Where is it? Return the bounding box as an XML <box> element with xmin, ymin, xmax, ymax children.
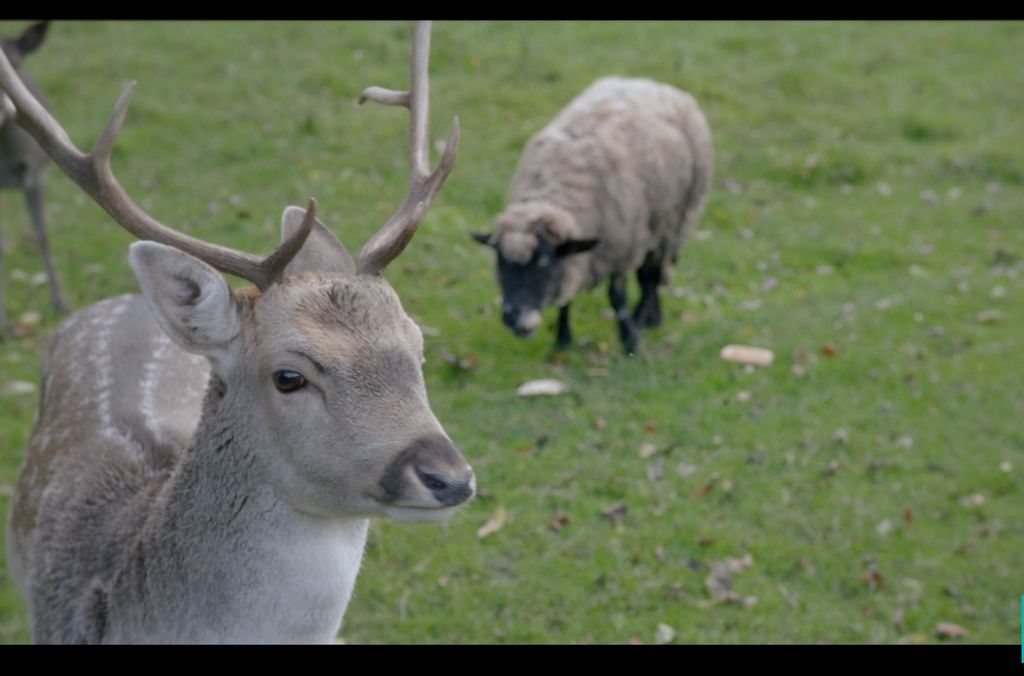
<box><xmin>0</xmin><ymin>21</ymin><xmax>472</xmax><ymax>524</ymax></box>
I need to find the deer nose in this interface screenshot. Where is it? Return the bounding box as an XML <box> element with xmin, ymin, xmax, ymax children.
<box><xmin>414</xmin><ymin>465</ymin><xmax>475</xmax><ymax>506</ymax></box>
<box><xmin>379</xmin><ymin>434</ymin><xmax>476</xmax><ymax>507</ymax></box>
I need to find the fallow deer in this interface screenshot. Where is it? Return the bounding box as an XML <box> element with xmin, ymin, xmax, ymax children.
<box><xmin>1</xmin><ymin>21</ymin><xmax>472</xmax><ymax>644</ymax></box>
<box><xmin>1</xmin><ymin>21</ymin><xmax>68</xmax><ymax>335</ymax></box>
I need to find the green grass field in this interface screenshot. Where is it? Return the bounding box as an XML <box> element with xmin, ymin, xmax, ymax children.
<box><xmin>0</xmin><ymin>20</ymin><xmax>1021</xmax><ymax>644</ymax></box>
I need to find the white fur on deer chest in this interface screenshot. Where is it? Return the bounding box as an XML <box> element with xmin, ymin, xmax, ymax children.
<box><xmin>260</xmin><ymin>515</ymin><xmax>370</xmax><ymax>643</ymax></box>
<box><xmin>102</xmin><ymin>500</ymin><xmax>370</xmax><ymax>644</ymax></box>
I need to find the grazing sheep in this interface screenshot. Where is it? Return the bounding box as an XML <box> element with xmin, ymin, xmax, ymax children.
<box><xmin>472</xmin><ymin>76</ymin><xmax>713</xmax><ymax>354</ymax></box>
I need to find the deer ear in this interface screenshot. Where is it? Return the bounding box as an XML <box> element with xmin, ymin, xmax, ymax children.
<box><xmin>129</xmin><ymin>242</ymin><xmax>241</xmax><ymax>361</ymax></box>
<box><xmin>17</xmin><ymin>22</ymin><xmax>49</xmax><ymax>55</ymax></box>
<box><xmin>470</xmin><ymin>231</ymin><xmax>495</xmax><ymax>247</ymax></box>
<box><xmin>281</xmin><ymin>206</ymin><xmax>356</xmax><ymax>276</ymax></box>
<box><xmin>555</xmin><ymin>238</ymin><xmax>599</xmax><ymax>257</ymax></box>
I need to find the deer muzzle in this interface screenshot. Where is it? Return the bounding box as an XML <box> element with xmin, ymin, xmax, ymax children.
<box><xmin>378</xmin><ymin>434</ymin><xmax>475</xmax><ymax>515</ymax></box>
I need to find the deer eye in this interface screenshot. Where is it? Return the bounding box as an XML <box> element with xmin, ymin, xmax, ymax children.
<box><xmin>273</xmin><ymin>370</ymin><xmax>307</xmax><ymax>393</ymax></box>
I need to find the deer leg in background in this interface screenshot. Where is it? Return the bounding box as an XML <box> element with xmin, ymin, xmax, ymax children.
<box><xmin>24</xmin><ymin>178</ymin><xmax>68</xmax><ymax>314</ymax></box>
<box><xmin>0</xmin><ymin>215</ymin><xmax>6</xmax><ymax>335</ymax></box>
<box><xmin>633</xmin><ymin>250</ymin><xmax>662</xmax><ymax>329</ymax></box>
<box><xmin>608</xmin><ymin>272</ymin><xmax>639</xmax><ymax>355</ymax></box>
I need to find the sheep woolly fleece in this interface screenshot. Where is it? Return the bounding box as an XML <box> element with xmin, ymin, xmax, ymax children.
<box><xmin>493</xmin><ymin>76</ymin><xmax>713</xmax><ymax>306</ymax></box>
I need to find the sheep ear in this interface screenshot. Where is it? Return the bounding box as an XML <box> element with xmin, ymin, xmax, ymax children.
<box><xmin>555</xmin><ymin>239</ymin><xmax>598</xmax><ymax>257</ymax></box>
<box><xmin>470</xmin><ymin>231</ymin><xmax>495</xmax><ymax>247</ymax></box>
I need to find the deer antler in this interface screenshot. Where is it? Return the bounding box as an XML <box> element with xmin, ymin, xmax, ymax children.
<box><xmin>356</xmin><ymin>20</ymin><xmax>459</xmax><ymax>276</ymax></box>
<box><xmin>0</xmin><ymin>51</ymin><xmax>316</xmax><ymax>291</ymax></box>
<box><xmin>0</xmin><ymin>92</ymin><xmax>14</xmax><ymax>125</ymax></box>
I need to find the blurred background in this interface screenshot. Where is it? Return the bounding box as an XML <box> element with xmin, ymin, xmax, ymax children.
<box><xmin>0</xmin><ymin>21</ymin><xmax>1021</xmax><ymax>643</ymax></box>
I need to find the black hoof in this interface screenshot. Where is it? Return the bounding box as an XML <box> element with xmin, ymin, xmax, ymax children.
<box><xmin>621</xmin><ymin>328</ymin><xmax>640</xmax><ymax>356</ymax></box>
<box><xmin>633</xmin><ymin>308</ymin><xmax>662</xmax><ymax>329</ymax></box>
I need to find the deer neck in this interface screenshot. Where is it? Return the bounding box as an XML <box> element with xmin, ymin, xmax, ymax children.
<box><xmin>107</xmin><ymin>372</ymin><xmax>369</xmax><ymax>644</ymax></box>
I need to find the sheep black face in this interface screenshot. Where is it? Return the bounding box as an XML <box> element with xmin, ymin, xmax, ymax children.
<box><xmin>472</xmin><ymin>231</ymin><xmax>597</xmax><ymax>344</ymax></box>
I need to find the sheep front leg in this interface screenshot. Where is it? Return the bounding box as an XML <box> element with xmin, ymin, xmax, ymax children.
<box><xmin>608</xmin><ymin>273</ymin><xmax>639</xmax><ymax>355</ymax></box>
<box><xmin>555</xmin><ymin>304</ymin><xmax>572</xmax><ymax>350</ymax></box>
<box><xmin>633</xmin><ymin>253</ymin><xmax>663</xmax><ymax>328</ymax></box>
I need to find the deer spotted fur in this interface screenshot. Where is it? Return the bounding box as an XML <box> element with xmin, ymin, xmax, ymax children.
<box><xmin>3</xmin><ymin>21</ymin><xmax>470</xmax><ymax>644</ymax></box>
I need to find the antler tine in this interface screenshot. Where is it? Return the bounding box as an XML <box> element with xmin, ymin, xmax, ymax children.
<box><xmin>0</xmin><ymin>49</ymin><xmax>314</xmax><ymax>291</ymax></box>
<box><xmin>356</xmin><ymin>20</ymin><xmax>460</xmax><ymax>276</ymax></box>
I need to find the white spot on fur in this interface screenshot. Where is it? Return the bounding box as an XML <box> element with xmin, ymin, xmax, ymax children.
<box><xmin>93</xmin><ymin>301</ymin><xmax>140</xmax><ymax>455</ymax></box>
<box><xmin>141</xmin><ymin>331</ymin><xmax>172</xmax><ymax>446</ymax></box>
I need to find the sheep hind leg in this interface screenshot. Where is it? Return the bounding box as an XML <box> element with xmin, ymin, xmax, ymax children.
<box><xmin>608</xmin><ymin>273</ymin><xmax>639</xmax><ymax>355</ymax></box>
<box><xmin>633</xmin><ymin>252</ymin><xmax>663</xmax><ymax>329</ymax></box>
<box><xmin>555</xmin><ymin>304</ymin><xmax>572</xmax><ymax>351</ymax></box>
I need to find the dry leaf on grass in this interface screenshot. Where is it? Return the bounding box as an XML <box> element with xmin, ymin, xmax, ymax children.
<box><xmin>601</xmin><ymin>502</ymin><xmax>628</xmax><ymax>526</ymax></box>
<box><xmin>18</xmin><ymin>310</ymin><xmax>42</xmax><ymax>328</ymax></box>
<box><xmin>719</xmin><ymin>344</ymin><xmax>774</xmax><ymax>367</ymax></box>
<box><xmin>891</xmin><ymin>606</ymin><xmax>905</xmax><ymax>631</ymax></box>
<box><xmin>705</xmin><ymin>553</ymin><xmax>754</xmax><ymax>601</ymax></box>
<box><xmin>959</xmin><ymin>493</ymin><xmax>985</xmax><ymax>508</ymax></box>
<box><xmin>860</xmin><ymin>567</ymin><xmax>885</xmax><ymax>591</ymax></box>
<box><xmin>934</xmin><ymin>622</ymin><xmax>969</xmax><ymax>639</ymax></box>
<box><xmin>516</xmin><ymin>379</ymin><xmax>568</xmax><ymax>397</ymax></box>
<box><xmin>676</xmin><ymin>462</ymin><xmax>698</xmax><ymax>477</ymax></box>
<box><xmin>476</xmin><ymin>506</ymin><xmax>507</xmax><ymax>539</ymax></box>
<box><xmin>975</xmin><ymin>309</ymin><xmax>1001</xmax><ymax>323</ymax></box>
<box><xmin>654</xmin><ymin>623</ymin><xmax>677</xmax><ymax>645</ymax></box>
<box><xmin>646</xmin><ymin>459</ymin><xmax>666</xmax><ymax>482</ymax></box>
<box><xmin>2</xmin><ymin>380</ymin><xmax>38</xmax><ymax>397</ymax></box>
<box><xmin>439</xmin><ymin>348</ymin><xmax>477</xmax><ymax>371</ymax></box>
<box><xmin>690</xmin><ymin>477</ymin><xmax>717</xmax><ymax>498</ymax></box>
<box><xmin>548</xmin><ymin>510</ymin><xmax>570</xmax><ymax>533</ymax></box>
<box><xmin>637</xmin><ymin>442</ymin><xmax>659</xmax><ymax>458</ymax></box>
